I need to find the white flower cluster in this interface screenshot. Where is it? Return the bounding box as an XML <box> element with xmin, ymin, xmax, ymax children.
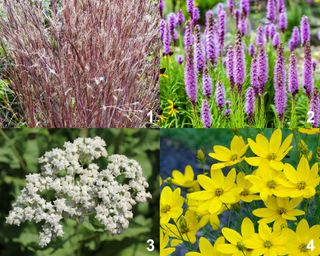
<box><xmin>6</xmin><ymin>137</ymin><xmax>151</xmax><ymax>247</ymax></box>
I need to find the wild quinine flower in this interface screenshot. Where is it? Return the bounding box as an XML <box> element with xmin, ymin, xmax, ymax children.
<box><xmin>6</xmin><ymin>137</ymin><xmax>151</xmax><ymax>247</ymax></box>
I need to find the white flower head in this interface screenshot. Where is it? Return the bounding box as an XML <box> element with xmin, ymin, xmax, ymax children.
<box><xmin>6</xmin><ymin>136</ymin><xmax>151</xmax><ymax>247</ymax></box>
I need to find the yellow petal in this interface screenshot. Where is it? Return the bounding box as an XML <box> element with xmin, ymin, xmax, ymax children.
<box><xmin>248</xmin><ymin>139</ymin><xmax>268</xmax><ymax>158</ymax></box>
<box><xmin>256</xmin><ymin>134</ymin><xmax>270</xmax><ymax>151</ymax></box>
<box><xmin>253</xmin><ymin>208</ymin><xmax>276</xmax><ymax>218</ymax></box>
<box><xmin>245</xmin><ymin>157</ymin><xmax>262</xmax><ymax>166</ymax></box>
<box><xmin>270</xmin><ymin>160</ymin><xmax>283</xmax><ymax>171</ymax></box>
<box><xmin>198</xmin><ymin>237</ymin><xmax>214</xmax><ymax>254</ymax></box>
<box><xmin>259</xmin><ymin>223</ymin><xmax>271</xmax><ymax>240</ymax></box>
<box><xmin>283</xmin><ymin>163</ymin><xmax>298</xmax><ymax>183</ymax></box>
<box><xmin>185</xmin><ymin>165</ymin><xmax>194</xmax><ymax>180</ymax></box>
<box><xmin>198</xmin><ymin>175</ymin><xmax>215</xmax><ymax>191</ymax></box>
<box><xmin>241</xmin><ymin>217</ymin><xmax>255</xmax><ymax>238</ymax></box>
<box><xmin>210</xmin><ymin>169</ymin><xmax>225</xmax><ymax>187</ymax></box>
<box><xmin>217</xmin><ymin>244</ymin><xmax>238</xmax><ymax>254</ymax></box>
<box><xmin>278</xmin><ymin>134</ymin><xmax>293</xmax><ymax>155</ymax></box>
<box><xmin>213</xmin><ymin>145</ymin><xmax>232</xmax><ymax>156</ymax></box>
<box><xmin>222</xmin><ymin>227</ymin><xmax>242</xmax><ymax>244</ymax></box>
<box><xmin>188</xmin><ymin>191</ymin><xmax>213</xmax><ymax>201</ymax></box>
<box><xmin>270</xmin><ymin>129</ymin><xmax>282</xmax><ymax>153</ymax></box>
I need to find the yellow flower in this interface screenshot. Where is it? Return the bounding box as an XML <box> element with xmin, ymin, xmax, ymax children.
<box><xmin>298</xmin><ymin>128</ymin><xmax>320</xmax><ymax>135</ymax></box>
<box><xmin>287</xmin><ymin>219</ymin><xmax>320</xmax><ymax>256</ymax></box>
<box><xmin>168</xmin><ymin>100</ymin><xmax>178</xmax><ymax>117</ymax></box>
<box><xmin>236</xmin><ymin>172</ymin><xmax>260</xmax><ymax>202</ymax></box>
<box><xmin>209</xmin><ymin>135</ymin><xmax>248</xmax><ymax>170</ymax></box>
<box><xmin>187</xmin><ymin>169</ymin><xmax>241</xmax><ymax>214</ymax></box>
<box><xmin>253</xmin><ymin>196</ymin><xmax>305</xmax><ymax>227</ymax></box>
<box><xmin>160</xmin><ymin>186</ymin><xmax>184</xmax><ymax>224</ymax></box>
<box><xmin>171</xmin><ymin>165</ymin><xmax>200</xmax><ymax>191</ymax></box>
<box><xmin>165</xmin><ymin>210</ymin><xmax>206</xmax><ymax>244</ymax></box>
<box><xmin>218</xmin><ymin>217</ymin><xmax>255</xmax><ymax>256</ymax></box>
<box><xmin>246</xmin><ymin>129</ymin><xmax>293</xmax><ymax>170</ymax></box>
<box><xmin>245</xmin><ymin>160</ymin><xmax>286</xmax><ymax>201</ymax></box>
<box><xmin>244</xmin><ymin>222</ymin><xmax>292</xmax><ymax>256</ymax></box>
<box><xmin>277</xmin><ymin>157</ymin><xmax>320</xmax><ymax>198</ymax></box>
<box><xmin>186</xmin><ymin>237</ymin><xmax>227</xmax><ymax>256</ymax></box>
<box><xmin>160</xmin><ymin>229</ymin><xmax>175</xmax><ymax>256</ymax></box>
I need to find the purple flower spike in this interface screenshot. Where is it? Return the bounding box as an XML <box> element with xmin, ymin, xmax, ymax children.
<box><xmin>217</xmin><ymin>3</ymin><xmax>224</xmax><ymax>15</ymax></box>
<box><xmin>206</xmin><ymin>14</ymin><xmax>217</xmax><ymax>66</ymax></box>
<box><xmin>227</xmin><ymin>0</ymin><xmax>234</xmax><ymax>14</ymax></box>
<box><xmin>176</xmin><ymin>55</ymin><xmax>184</xmax><ymax>65</ymax></box>
<box><xmin>193</xmin><ymin>7</ymin><xmax>200</xmax><ymax>25</ymax></box>
<box><xmin>318</xmin><ymin>31</ymin><xmax>320</xmax><ymax>41</ymax></box>
<box><xmin>278</xmin><ymin>0</ymin><xmax>286</xmax><ymax>13</ymax></box>
<box><xmin>269</xmin><ymin>24</ymin><xmax>276</xmax><ymax>39</ymax></box>
<box><xmin>288</xmin><ymin>51</ymin><xmax>299</xmax><ymax>98</ymax></box>
<box><xmin>186</xmin><ymin>0</ymin><xmax>194</xmax><ymax>18</ymax></box>
<box><xmin>218</xmin><ymin>9</ymin><xmax>226</xmax><ymax>55</ymax></box>
<box><xmin>226</xmin><ymin>46</ymin><xmax>235</xmax><ymax>92</ymax></box>
<box><xmin>257</xmin><ymin>46</ymin><xmax>268</xmax><ymax>94</ymax></box>
<box><xmin>167</xmin><ymin>13</ymin><xmax>177</xmax><ymax>42</ymax></box>
<box><xmin>249</xmin><ymin>44</ymin><xmax>255</xmax><ymax>57</ymax></box>
<box><xmin>245</xmin><ymin>87</ymin><xmax>255</xmax><ymax>123</ymax></box>
<box><xmin>185</xmin><ymin>45</ymin><xmax>198</xmax><ymax>105</ymax></box>
<box><xmin>202</xmin><ymin>69</ymin><xmax>213</xmax><ymax>98</ymax></box>
<box><xmin>163</xmin><ymin>24</ymin><xmax>171</xmax><ymax>55</ymax></box>
<box><xmin>177</xmin><ymin>9</ymin><xmax>185</xmax><ymax>26</ymax></box>
<box><xmin>238</xmin><ymin>17</ymin><xmax>249</xmax><ymax>36</ymax></box>
<box><xmin>195</xmin><ymin>25</ymin><xmax>205</xmax><ymax>73</ymax></box>
<box><xmin>240</xmin><ymin>0</ymin><xmax>250</xmax><ymax>17</ymax></box>
<box><xmin>201</xmin><ymin>99</ymin><xmax>212</xmax><ymax>128</ymax></box>
<box><xmin>272</xmin><ymin>32</ymin><xmax>280</xmax><ymax>49</ymax></box>
<box><xmin>256</xmin><ymin>26</ymin><xmax>265</xmax><ymax>46</ymax></box>
<box><xmin>205</xmin><ymin>10</ymin><xmax>213</xmax><ymax>28</ymax></box>
<box><xmin>309</xmin><ymin>89</ymin><xmax>320</xmax><ymax>128</ymax></box>
<box><xmin>235</xmin><ymin>9</ymin><xmax>241</xmax><ymax>27</ymax></box>
<box><xmin>303</xmin><ymin>42</ymin><xmax>314</xmax><ymax>98</ymax></box>
<box><xmin>267</xmin><ymin>0</ymin><xmax>276</xmax><ymax>22</ymax></box>
<box><xmin>215</xmin><ymin>81</ymin><xmax>226</xmax><ymax>110</ymax></box>
<box><xmin>278</xmin><ymin>11</ymin><xmax>287</xmax><ymax>33</ymax></box>
<box><xmin>288</xmin><ymin>27</ymin><xmax>300</xmax><ymax>51</ymax></box>
<box><xmin>274</xmin><ymin>44</ymin><xmax>287</xmax><ymax>121</ymax></box>
<box><xmin>234</xmin><ymin>31</ymin><xmax>246</xmax><ymax>93</ymax></box>
<box><xmin>251</xmin><ymin>55</ymin><xmax>259</xmax><ymax>94</ymax></box>
<box><xmin>184</xmin><ymin>21</ymin><xmax>194</xmax><ymax>51</ymax></box>
<box><xmin>312</xmin><ymin>60</ymin><xmax>317</xmax><ymax>71</ymax></box>
<box><xmin>159</xmin><ymin>0</ymin><xmax>164</xmax><ymax>17</ymax></box>
<box><xmin>160</xmin><ymin>19</ymin><xmax>166</xmax><ymax>41</ymax></box>
<box><xmin>301</xmin><ymin>16</ymin><xmax>310</xmax><ymax>46</ymax></box>
<box><xmin>224</xmin><ymin>101</ymin><xmax>232</xmax><ymax>118</ymax></box>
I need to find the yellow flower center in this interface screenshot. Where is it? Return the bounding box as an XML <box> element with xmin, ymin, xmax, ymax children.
<box><xmin>236</xmin><ymin>241</ymin><xmax>246</xmax><ymax>251</ymax></box>
<box><xmin>240</xmin><ymin>189</ymin><xmax>249</xmax><ymax>196</ymax></box>
<box><xmin>296</xmin><ymin>181</ymin><xmax>306</xmax><ymax>190</ymax></box>
<box><xmin>299</xmin><ymin>243</ymin><xmax>308</xmax><ymax>252</ymax></box>
<box><xmin>230</xmin><ymin>154</ymin><xmax>238</xmax><ymax>161</ymax></box>
<box><xmin>278</xmin><ymin>207</ymin><xmax>287</xmax><ymax>215</ymax></box>
<box><xmin>266</xmin><ymin>180</ymin><xmax>277</xmax><ymax>189</ymax></box>
<box><xmin>264</xmin><ymin>240</ymin><xmax>272</xmax><ymax>248</ymax></box>
<box><xmin>161</xmin><ymin>205</ymin><xmax>171</xmax><ymax>213</ymax></box>
<box><xmin>267</xmin><ymin>153</ymin><xmax>277</xmax><ymax>160</ymax></box>
<box><xmin>215</xmin><ymin>188</ymin><xmax>224</xmax><ymax>196</ymax></box>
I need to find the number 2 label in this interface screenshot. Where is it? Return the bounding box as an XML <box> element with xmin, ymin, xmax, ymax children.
<box><xmin>307</xmin><ymin>111</ymin><xmax>315</xmax><ymax>124</ymax></box>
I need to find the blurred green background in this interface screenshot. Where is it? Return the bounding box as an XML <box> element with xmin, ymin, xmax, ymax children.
<box><xmin>0</xmin><ymin>128</ymin><xmax>159</xmax><ymax>256</ymax></box>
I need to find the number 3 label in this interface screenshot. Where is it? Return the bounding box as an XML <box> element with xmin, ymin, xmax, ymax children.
<box><xmin>147</xmin><ymin>239</ymin><xmax>155</xmax><ymax>252</ymax></box>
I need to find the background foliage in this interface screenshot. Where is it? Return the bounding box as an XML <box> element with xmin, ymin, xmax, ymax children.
<box><xmin>0</xmin><ymin>128</ymin><xmax>159</xmax><ymax>256</ymax></box>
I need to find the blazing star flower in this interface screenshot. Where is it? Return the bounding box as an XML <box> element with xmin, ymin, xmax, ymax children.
<box><xmin>160</xmin><ymin>186</ymin><xmax>184</xmax><ymax>224</ymax></box>
<box><xmin>235</xmin><ymin>9</ymin><xmax>241</xmax><ymax>27</ymax></box>
<box><xmin>246</xmin><ymin>129</ymin><xmax>293</xmax><ymax>171</ymax></box>
<box><xmin>288</xmin><ymin>26</ymin><xmax>300</xmax><ymax>51</ymax></box>
<box><xmin>185</xmin><ymin>45</ymin><xmax>198</xmax><ymax>105</ymax></box>
<box><xmin>206</xmin><ymin>13</ymin><xmax>217</xmax><ymax>66</ymax></box>
<box><xmin>227</xmin><ymin>0</ymin><xmax>234</xmax><ymax>14</ymax></box>
<box><xmin>288</xmin><ymin>51</ymin><xmax>299</xmax><ymax>98</ymax></box>
<box><xmin>201</xmin><ymin>99</ymin><xmax>212</xmax><ymax>128</ymax></box>
<box><xmin>312</xmin><ymin>60</ymin><xmax>317</xmax><ymax>71</ymax></box>
<box><xmin>253</xmin><ymin>197</ymin><xmax>305</xmax><ymax>227</ymax></box>
<box><xmin>301</xmin><ymin>16</ymin><xmax>310</xmax><ymax>46</ymax></box>
<box><xmin>202</xmin><ymin>69</ymin><xmax>213</xmax><ymax>97</ymax></box>
<box><xmin>309</xmin><ymin>89</ymin><xmax>320</xmax><ymax>128</ymax></box>
<box><xmin>238</xmin><ymin>16</ymin><xmax>249</xmax><ymax>36</ymax></box>
<box><xmin>184</xmin><ymin>21</ymin><xmax>194</xmax><ymax>51</ymax></box>
<box><xmin>193</xmin><ymin>7</ymin><xmax>200</xmax><ymax>25</ymax></box>
<box><xmin>234</xmin><ymin>31</ymin><xmax>246</xmax><ymax>93</ymax></box>
<box><xmin>245</xmin><ymin>86</ymin><xmax>255</xmax><ymax>123</ymax></box>
<box><xmin>186</xmin><ymin>0</ymin><xmax>194</xmax><ymax>18</ymax></box>
<box><xmin>251</xmin><ymin>55</ymin><xmax>259</xmax><ymax>94</ymax></box>
<box><xmin>225</xmin><ymin>101</ymin><xmax>232</xmax><ymax>118</ymax></box>
<box><xmin>176</xmin><ymin>55</ymin><xmax>184</xmax><ymax>64</ymax></box>
<box><xmin>160</xmin><ymin>19</ymin><xmax>166</xmax><ymax>41</ymax></box>
<box><xmin>159</xmin><ymin>0</ymin><xmax>164</xmax><ymax>17</ymax></box>
<box><xmin>195</xmin><ymin>25</ymin><xmax>205</xmax><ymax>73</ymax></box>
<box><xmin>240</xmin><ymin>0</ymin><xmax>250</xmax><ymax>17</ymax></box>
<box><xmin>249</xmin><ymin>43</ymin><xmax>255</xmax><ymax>57</ymax></box>
<box><xmin>272</xmin><ymin>32</ymin><xmax>280</xmax><ymax>49</ymax></box>
<box><xmin>267</xmin><ymin>0</ymin><xmax>276</xmax><ymax>22</ymax></box>
<box><xmin>226</xmin><ymin>46</ymin><xmax>235</xmax><ymax>91</ymax></box>
<box><xmin>162</xmin><ymin>23</ymin><xmax>171</xmax><ymax>55</ymax></box>
<box><xmin>215</xmin><ymin>81</ymin><xmax>226</xmax><ymax>111</ymax></box>
<box><xmin>258</xmin><ymin>46</ymin><xmax>268</xmax><ymax>94</ymax></box>
<box><xmin>278</xmin><ymin>11</ymin><xmax>287</xmax><ymax>33</ymax></box>
<box><xmin>218</xmin><ymin>9</ymin><xmax>226</xmax><ymax>55</ymax></box>
<box><xmin>303</xmin><ymin>42</ymin><xmax>314</xmax><ymax>98</ymax></box>
<box><xmin>278</xmin><ymin>0</ymin><xmax>286</xmax><ymax>13</ymax></box>
<box><xmin>209</xmin><ymin>135</ymin><xmax>248</xmax><ymax>170</ymax></box>
<box><xmin>176</xmin><ymin>9</ymin><xmax>185</xmax><ymax>26</ymax></box>
<box><xmin>256</xmin><ymin>26</ymin><xmax>265</xmax><ymax>46</ymax></box>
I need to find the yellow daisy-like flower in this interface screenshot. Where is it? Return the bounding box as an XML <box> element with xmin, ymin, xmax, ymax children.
<box><xmin>253</xmin><ymin>196</ymin><xmax>305</xmax><ymax>227</ymax></box>
<box><xmin>298</xmin><ymin>128</ymin><xmax>320</xmax><ymax>135</ymax></box>
<box><xmin>165</xmin><ymin>210</ymin><xmax>206</xmax><ymax>244</ymax></box>
<box><xmin>277</xmin><ymin>157</ymin><xmax>320</xmax><ymax>198</ymax></box>
<box><xmin>168</xmin><ymin>99</ymin><xmax>178</xmax><ymax>117</ymax></box>
<box><xmin>171</xmin><ymin>165</ymin><xmax>200</xmax><ymax>191</ymax></box>
<box><xmin>160</xmin><ymin>229</ymin><xmax>175</xmax><ymax>256</ymax></box>
<box><xmin>209</xmin><ymin>135</ymin><xmax>248</xmax><ymax>170</ymax></box>
<box><xmin>187</xmin><ymin>169</ymin><xmax>241</xmax><ymax>214</ymax></box>
<box><xmin>236</xmin><ymin>172</ymin><xmax>260</xmax><ymax>202</ymax></box>
<box><xmin>218</xmin><ymin>217</ymin><xmax>255</xmax><ymax>256</ymax></box>
<box><xmin>288</xmin><ymin>219</ymin><xmax>320</xmax><ymax>256</ymax></box>
<box><xmin>244</xmin><ymin>222</ymin><xmax>292</xmax><ymax>256</ymax></box>
<box><xmin>245</xmin><ymin>160</ymin><xmax>286</xmax><ymax>201</ymax></box>
<box><xmin>160</xmin><ymin>186</ymin><xmax>184</xmax><ymax>224</ymax></box>
<box><xmin>246</xmin><ymin>129</ymin><xmax>293</xmax><ymax>170</ymax></box>
<box><xmin>186</xmin><ymin>237</ymin><xmax>227</xmax><ymax>256</ymax></box>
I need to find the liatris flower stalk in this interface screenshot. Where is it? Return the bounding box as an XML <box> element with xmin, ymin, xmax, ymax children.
<box><xmin>249</xmin><ymin>44</ymin><xmax>255</xmax><ymax>57</ymax></box>
<box><xmin>193</xmin><ymin>7</ymin><xmax>200</xmax><ymax>25</ymax></box>
<box><xmin>274</xmin><ymin>44</ymin><xmax>287</xmax><ymax>123</ymax></box>
<box><xmin>278</xmin><ymin>0</ymin><xmax>286</xmax><ymax>13</ymax></box>
<box><xmin>176</xmin><ymin>55</ymin><xmax>184</xmax><ymax>65</ymax></box>
<box><xmin>288</xmin><ymin>51</ymin><xmax>299</xmax><ymax>98</ymax></box>
<box><xmin>303</xmin><ymin>41</ymin><xmax>314</xmax><ymax>98</ymax></box>
<box><xmin>309</xmin><ymin>89</ymin><xmax>320</xmax><ymax>128</ymax></box>
<box><xmin>245</xmin><ymin>87</ymin><xmax>255</xmax><ymax>123</ymax></box>
<box><xmin>206</xmin><ymin>13</ymin><xmax>217</xmax><ymax>66</ymax></box>
<box><xmin>194</xmin><ymin>25</ymin><xmax>205</xmax><ymax>73</ymax></box>
<box><xmin>159</xmin><ymin>0</ymin><xmax>164</xmax><ymax>17</ymax></box>
<box><xmin>267</xmin><ymin>0</ymin><xmax>276</xmax><ymax>22</ymax></box>
<box><xmin>160</xmin><ymin>19</ymin><xmax>166</xmax><ymax>41</ymax></box>
<box><xmin>257</xmin><ymin>45</ymin><xmax>268</xmax><ymax>95</ymax></box>
<box><xmin>224</xmin><ymin>101</ymin><xmax>231</xmax><ymax>118</ymax></box>
<box><xmin>251</xmin><ymin>55</ymin><xmax>259</xmax><ymax>94</ymax></box>
<box><xmin>202</xmin><ymin>69</ymin><xmax>213</xmax><ymax>98</ymax></box>
<box><xmin>186</xmin><ymin>0</ymin><xmax>194</xmax><ymax>19</ymax></box>
<box><xmin>226</xmin><ymin>46</ymin><xmax>235</xmax><ymax>92</ymax></box>
<box><xmin>184</xmin><ymin>21</ymin><xmax>194</xmax><ymax>51</ymax></box>
<box><xmin>272</xmin><ymin>32</ymin><xmax>280</xmax><ymax>49</ymax></box>
<box><xmin>201</xmin><ymin>99</ymin><xmax>212</xmax><ymax>128</ymax></box>
<box><xmin>312</xmin><ymin>60</ymin><xmax>317</xmax><ymax>71</ymax></box>
<box><xmin>235</xmin><ymin>9</ymin><xmax>241</xmax><ymax>27</ymax></box>
<box><xmin>256</xmin><ymin>26</ymin><xmax>264</xmax><ymax>46</ymax></box>
<box><xmin>301</xmin><ymin>16</ymin><xmax>310</xmax><ymax>46</ymax></box>
<box><xmin>168</xmin><ymin>13</ymin><xmax>177</xmax><ymax>42</ymax></box>
<box><xmin>205</xmin><ymin>10</ymin><xmax>213</xmax><ymax>28</ymax></box>
<box><xmin>215</xmin><ymin>81</ymin><xmax>226</xmax><ymax>111</ymax></box>
<box><xmin>240</xmin><ymin>0</ymin><xmax>250</xmax><ymax>17</ymax></box>
<box><xmin>227</xmin><ymin>0</ymin><xmax>234</xmax><ymax>14</ymax></box>
<box><xmin>288</xmin><ymin>27</ymin><xmax>300</xmax><ymax>52</ymax></box>
<box><xmin>278</xmin><ymin>11</ymin><xmax>287</xmax><ymax>33</ymax></box>
<box><xmin>239</xmin><ymin>17</ymin><xmax>249</xmax><ymax>36</ymax></box>
<box><xmin>163</xmin><ymin>24</ymin><xmax>171</xmax><ymax>55</ymax></box>
<box><xmin>177</xmin><ymin>9</ymin><xmax>185</xmax><ymax>26</ymax></box>
<box><xmin>234</xmin><ymin>31</ymin><xmax>246</xmax><ymax>93</ymax></box>
<box><xmin>218</xmin><ymin>8</ymin><xmax>226</xmax><ymax>56</ymax></box>
<box><xmin>185</xmin><ymin>45</ymin><xmax>198</xmax><ymax>105</ymax></box>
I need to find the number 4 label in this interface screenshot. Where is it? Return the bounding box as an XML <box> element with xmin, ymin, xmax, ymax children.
<box><xmin>146</xmin><ymin>239</ymin><xmax>155</xmax><ymax>252</ymax></box>
<box><xmin>307</xmin><ymin>239</ymin><xmax>315</xmax><ymax>251</ymax></box>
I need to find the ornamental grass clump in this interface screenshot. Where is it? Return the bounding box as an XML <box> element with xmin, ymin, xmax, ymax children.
<box><xmin>6</xmin><ymin>136</ymin><xmax>151</xmax><ymax>247</ymax></box>
<box><xmin>0</xmin><ymin>0</ymin><xmax>159</xmax><ymax>128</ymax></box>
